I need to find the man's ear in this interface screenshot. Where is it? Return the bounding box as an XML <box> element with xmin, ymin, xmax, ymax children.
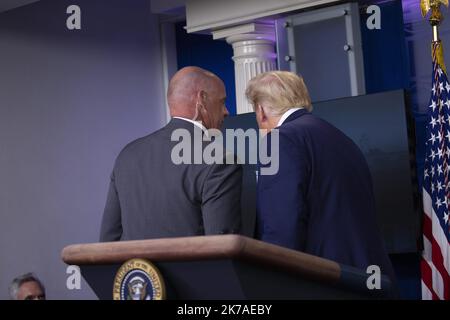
<box><xmin>197</xmin><ymin>90</ymin><xmax>207</xmax><ymax>106</ymax></box>
<box><xmin>257</xmin><ymin>104</ymin><xmax>267</xmax><ymax>121</ymax></box>
<box><xmin>195</xmin><ymin>90</ymin><xmax>207</xmax><ymax>117</ymax></box>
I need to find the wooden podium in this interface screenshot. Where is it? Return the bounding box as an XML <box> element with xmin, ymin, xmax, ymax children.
<box><xmin>62</xmin><ymin>235</ymin><xmax>392</xmax><ymax>299</ymax></box>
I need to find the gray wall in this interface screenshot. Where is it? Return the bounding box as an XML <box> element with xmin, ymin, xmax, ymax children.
<box><xmin>0</xmin><ymin>0</ymin><xmax>166</xmax><ymax>299</ymax></box>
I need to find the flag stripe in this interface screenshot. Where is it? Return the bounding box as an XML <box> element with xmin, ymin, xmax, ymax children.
<box><xmin>422</xmin><ymin>190</ymin><xmax>450</xmax><ymax>276</ymax></box>
<box><xmin>423</xmin><ymin>188</ymin><xmax>433</xmax><ymax>219</ymax></box>
<box><xmin>421</xmin><ymin>280</ymin><xmax>433</xmax><ymax>300</ymax></box>
<box><xmin>423</xmin><ymin>208</ymin><xmax>450</xmax><ymax>278</ymax></box>
<box><xmin>421</xmin><ymin>258</ymin><xmax>441</xmax><ymax>300</ymax></box>
<box><xmin>422</xmin><ymin>235</ymin><xmax>447</xmax><ymax>299</ymax></box>
<box><xmin>423</xmin><ymin>218</ymin><xmax>450</xmax><ymax>297</ymax></box>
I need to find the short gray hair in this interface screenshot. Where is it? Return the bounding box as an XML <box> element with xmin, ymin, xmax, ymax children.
<box><xmin>9</xmin><ymin>273</ymin><xmax>45</xmax><ymax>300</ymax></box>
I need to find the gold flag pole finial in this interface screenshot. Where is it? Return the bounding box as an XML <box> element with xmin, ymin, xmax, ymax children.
<box><xmin>421</xmin><ymin>0</ymin><xmax>449</xmax><ymax>42</ymax></box>
<box><xmin>422</xmin><ymin>0</ymin><xmax>449</xmax><ymax>72</ymax></box>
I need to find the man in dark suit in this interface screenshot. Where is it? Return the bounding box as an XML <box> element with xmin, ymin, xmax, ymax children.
<box><xmin>100</xmin><ymin>66</ymin><xmax>242</xmax><ymax>241</ymax></box>
<box><xmin>246</xmin><ymin>71</ymin><xmax>397</xmax><ymax>286</ymax></box>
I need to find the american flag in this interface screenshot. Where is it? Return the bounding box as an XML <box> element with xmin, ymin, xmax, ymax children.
<box><xmin>421</xmin><ymin>41</ymin><xmax>450</xmax><ymax>300</ymax></box>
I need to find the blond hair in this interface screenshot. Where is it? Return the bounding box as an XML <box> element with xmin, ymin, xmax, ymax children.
<box><xmin>245</xmin><ymin>71</ymin><xmax>313</xmax><ymax>115</ymax></box>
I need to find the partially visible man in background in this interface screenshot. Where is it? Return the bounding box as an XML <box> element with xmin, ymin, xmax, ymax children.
<box><xmin>9</xmin><ymin>273</ymin><xmax>46</xmax><ymax>300</ymax></box>
<box><xmin>100</xmin><ymin>66</ymin><xmax>242</xmax><ymax>241</ymax></box>
<box><xmin>246</xmin><ymin>71</ymin><xmax>397</xmax><ymax>288</ymax></box>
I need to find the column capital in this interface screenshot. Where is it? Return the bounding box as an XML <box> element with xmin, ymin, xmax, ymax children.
<box><xmin>212</xmin><ymin>22</ymin><xmax>277</xmax><ymax>114</ymax></box>
<box><xmin>212</xmin><ymin>22</ymin><xmax>275</xmax><ymax>41</ymax></box>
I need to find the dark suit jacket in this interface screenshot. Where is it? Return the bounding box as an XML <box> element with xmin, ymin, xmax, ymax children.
<box><xmin>100</xmin><ymin>118</ymin><xmax>242</xmax><ymax>241</ymax></box>
<box><xmin>257</xmin><ymin>109</ymin><xmax>397</xmax><ymax>285</ymax></box>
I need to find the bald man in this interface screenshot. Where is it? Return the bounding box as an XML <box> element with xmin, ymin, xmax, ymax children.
<box><xmin>99</xmin><ymin>67</ymin><xmax>242</xmax><ymax>241</ymax></box>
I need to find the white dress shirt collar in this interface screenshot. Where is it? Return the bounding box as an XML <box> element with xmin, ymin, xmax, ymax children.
<box><xmin>277</xmin><ymin>107</ymin><xmax>304</xmax><ymax>127</ymax></box>
<box><xmin>173</xmin><ymin>117</ymin><xmax>209</xmax><ymax>136</ymax></box>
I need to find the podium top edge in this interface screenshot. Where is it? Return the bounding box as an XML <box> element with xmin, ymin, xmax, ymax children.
<box><xmin>62</xmin><ymin>235</ymin><xmax>341</xmax><ymax>283</ymax></box>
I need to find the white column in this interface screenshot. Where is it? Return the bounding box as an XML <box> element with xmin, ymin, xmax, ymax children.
<box><xmin>212</xmin><ymin>23</ymin><xmax>277</xmax><ymax>114</ymax></box>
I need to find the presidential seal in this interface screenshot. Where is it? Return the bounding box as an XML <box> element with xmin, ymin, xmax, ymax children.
<box><xmin>113</xmin><ymin>258</ymin><xmax>165</xmax><ymax>300</ymax></box>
